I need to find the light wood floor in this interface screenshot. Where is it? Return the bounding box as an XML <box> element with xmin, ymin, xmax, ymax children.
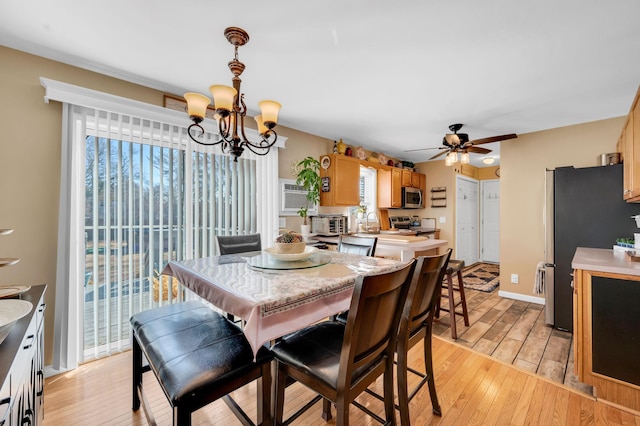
<box><xmin>43</xmin><ymin>335</ymin><xmax>640</xmax><ymax>425</ymax></box>
<box><xmin>431</xmin><ymin>281</ymin><xmax>593</xmax><ymax>395</ymax></box>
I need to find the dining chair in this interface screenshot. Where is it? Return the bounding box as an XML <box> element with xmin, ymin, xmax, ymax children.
<box><xmin>131</xmin><ymin>300</ymin><xmax>273</xmax><ymax>426</ymax></box>
<box><xmin>334</xmin><ymin>250</ymin><xmax>451</xmax><ymax>425</ymax></box>
<box><xmin>337</xmin><ymin>235</ymin><xmax>377</xmax><ymax>256</ymax></box>
<box><xmin>216</xmin><ymin>233</ymin><xmax>262</xmax><ymax>323</ymax></box>
<box><xmin>394</xmin><ymin>249</ymin><xmax>451</xmax><ymax>425</ymax></box>
<box><xmin>217</xmin><ymin>233</ymin><xmax>262</xmax><ymax>255</ymax></box>
<box><xmin>270</xmin><ymin>259</ymin><xmax>416</xmax><ymax>426</ymax></box>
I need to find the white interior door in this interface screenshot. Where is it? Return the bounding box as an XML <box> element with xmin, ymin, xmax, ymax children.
<box><xmin>481</xmin><ymin>179</ymin><xmax>500</xmax><ymax>263</ymax></box>
<box><xmin>455</xmin><ymin>175</ymin><xmax>479</xmax><ymax>265</ymax></box>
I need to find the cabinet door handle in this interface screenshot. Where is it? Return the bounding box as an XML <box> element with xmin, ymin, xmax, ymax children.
<box><xmin>36</xmin><ymin>371</ymin><xmax>44</xmax><ymax>396</ymax></box>
<box><xmin>0</xmin><ymin>396</ymin><xmax>10</xmax><ymax>424</ymax></box>
<box><xmin>22</xmin><ymin>334</ymin><xmax>35</xmax><ymax>350</ymax></box>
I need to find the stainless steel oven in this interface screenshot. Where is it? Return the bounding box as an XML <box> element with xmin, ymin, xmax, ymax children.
<box><xmin>402</xmin><ymin>187</ymin><xmax>422</xmax><ymax>209</ymax></box>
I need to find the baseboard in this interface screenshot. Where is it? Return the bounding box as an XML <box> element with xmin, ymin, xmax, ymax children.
<box><xmin>498</xmin><ymin>290</ymin><xmax>545</xmax><ymax>305</ymax></box>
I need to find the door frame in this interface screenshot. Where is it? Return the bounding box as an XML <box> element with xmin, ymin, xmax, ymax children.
<box><xmin>455</xmin><ymin>174</ymin><xmax>479</xmax><ymax>265</ymax></box>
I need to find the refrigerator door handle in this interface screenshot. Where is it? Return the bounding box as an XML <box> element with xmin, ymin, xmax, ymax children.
<box><xmin>569</xmin><ymin>272</ymin><xmax>574</xmax><ymax>288</ymax></box>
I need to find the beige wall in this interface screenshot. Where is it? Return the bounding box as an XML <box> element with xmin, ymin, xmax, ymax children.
<box><xmin>0</xmin><ymin>44</ymin><xmax>630</xmax><ymax>365</ymax></box>
<box><xmin>0</xmin><ymin>46</ymin><xmax>329</xmax><ymax>364</ymax></box>
<box><xmin>417</xmin><ymin>118</ymin><xmax>626</xmax><ymax>300</ymax></box>
<box><xmin>500</xmin><ymin>117</ymin><xmax>625</xmax><ymax>297</ymax></box>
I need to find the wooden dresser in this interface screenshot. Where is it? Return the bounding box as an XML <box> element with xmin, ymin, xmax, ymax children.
<box><xmin>0</xmin><ymin>285</ymin><xmax>46</xmax><ymax>425</ymax></box>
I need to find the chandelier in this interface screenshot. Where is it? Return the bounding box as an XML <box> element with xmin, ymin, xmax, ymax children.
<box><xmin>184</xmin><ymin>27</ymin><xmax>281</xmax><ymax>161</ymax></box>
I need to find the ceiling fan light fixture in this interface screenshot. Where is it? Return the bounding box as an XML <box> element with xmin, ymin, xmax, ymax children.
<box><xmin>460</xmin><ymin>152</ymin><xmax>470</xmax><ymax>164</ymax></box>
<box><xmin>445</xmin><ymin>151</ymin><xmax>458</xmax><ymax>166</ymax></box>
<box><xmin>482</xmin><ymin>157</ymin><xmax>495</xmax><ymax>165</ymax></box>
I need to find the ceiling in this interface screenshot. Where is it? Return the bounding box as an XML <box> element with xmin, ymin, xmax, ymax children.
<box><xmin>2</xmin><ymin>1</ymin><xmax>640</xmax><ymax>167</ymax></box>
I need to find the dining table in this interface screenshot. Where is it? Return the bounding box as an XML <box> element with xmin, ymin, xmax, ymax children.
<box><xmin>161</xmin><ymin>249</ymin><xmax>407</xmax><ymax>356</ymax></box>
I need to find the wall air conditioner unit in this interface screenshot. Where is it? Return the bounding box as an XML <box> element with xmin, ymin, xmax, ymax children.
<box><xmin>279</xmin><ymin>178</ymin><xmax>318</xmax><ymax>216</ymax></box>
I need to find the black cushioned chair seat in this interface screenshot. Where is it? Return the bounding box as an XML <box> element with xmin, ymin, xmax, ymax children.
<box><xmin>271</xmin><ymin>322</ymin><xmax>346</xmax><ymax>389</ymax></box>
<box><xmin>131</xmin><ymin>301</ymin><xmax>272</xmax><ymax>425</ymax></box>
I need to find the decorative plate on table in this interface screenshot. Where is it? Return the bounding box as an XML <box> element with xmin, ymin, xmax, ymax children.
<box><xmin>0</xmin><ymin>285</ymin><xmax>31</xmax><ymax>299</ymax></box>
<box><xmin>0</xmin><ymin>299</ymin><xmax>33</xmax><ymax>344</ymax></box>
<box><xmin>264</xmin><ymin>246</ymin><xmax>318</xmax><ymax>261</ymax></box>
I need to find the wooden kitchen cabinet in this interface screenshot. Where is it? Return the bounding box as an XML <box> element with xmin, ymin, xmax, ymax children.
<box><xmin>419</xmin><ymin>173</ymin><xmax>427</xmax><ymax>207</ymax></box>
<box><xmin>319</xmin><ymin>154</ymin><xmax>361</xmax><ymax>206</ymax></box>
<box><xmin>401</xmin><ymin>169</ymin><xmax>422</xmax><ymax>188</ymax></box>
<box><xmin>573</xmin><ymin>248</ymin><xmax>640</xmax><ymax>413</ymax></box>
<box><xmin>620</xmin><ymin>85</ymin><xmax>640</xmax><ymax>201</ymax></box>
<box><xmin>378</xmin><ymin>167</ymin><xmax>402</xmax><ymax>208</ymax></box>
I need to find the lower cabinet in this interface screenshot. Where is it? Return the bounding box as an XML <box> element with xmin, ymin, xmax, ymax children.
<box><xmin>0</xmin><ymin>285</ymin><xmax>46</xmax><ymax>426</ymax></box>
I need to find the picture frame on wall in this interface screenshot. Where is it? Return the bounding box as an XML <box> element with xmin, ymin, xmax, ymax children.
<box><xmin>163</xmin><ymin>94</ymin><xmax>217</xmax><ymax>120</ymax></box>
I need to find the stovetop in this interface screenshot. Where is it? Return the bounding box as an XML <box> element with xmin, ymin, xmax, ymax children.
<box><xmin>389</xmin><ymin>216</ymin><xmax>417</xmax><ymax>229</ymax></box>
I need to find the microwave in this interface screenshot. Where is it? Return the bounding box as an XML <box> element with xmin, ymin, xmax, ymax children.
<box><xmin>402</xmin><ymin>187</ymin><xmax>423</xmax><ymax>209</ymax></box>
<box><xmin>311</xmin><ymin>215</ymin><xmax>349</xmax><ymax>236</ymax></box>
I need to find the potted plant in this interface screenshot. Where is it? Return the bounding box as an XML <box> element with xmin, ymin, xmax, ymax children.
<box><xmin>294</xmin><ymin>156</ymin><xmax>321</xmax><ymax>234</ymax></box>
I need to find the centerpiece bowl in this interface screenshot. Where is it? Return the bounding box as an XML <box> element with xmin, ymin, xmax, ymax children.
<box><xmin>273</xmin><ymin>231</ymin><xmax>305</xmax><ymax>254</ymax></box>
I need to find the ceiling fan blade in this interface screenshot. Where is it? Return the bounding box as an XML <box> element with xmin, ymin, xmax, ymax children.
<box><xmin>429</xmin><ymin>150</ymin><xmax>449</xmax><ymax>160</ymax></box>
<box><xmin>404</xmin><ymin>146</ymin><xmax>443</xmax><ymax>152</ymax></box>
<box><xmin>467</xmin><ymin>146</ymin><xmax>492</xmax><ymax>154</ymax></box>
<box><xmin>469</xmin><ymin>133</ymin><xmax>518</xmax><ymax>145</ymax></box>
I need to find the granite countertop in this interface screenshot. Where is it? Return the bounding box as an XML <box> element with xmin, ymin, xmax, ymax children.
<box><xmin>572</xmin><ymin>247</ymin><xmax>640</xmax><ymax>277</ymax></box>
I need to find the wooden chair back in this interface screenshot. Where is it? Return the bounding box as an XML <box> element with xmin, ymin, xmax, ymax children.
<box><xmin>402</xmin><ymin>249</ymin><xmax>452</xmax><ymax>340</ymax></box>
<box><xmin>338</xmin><ymin>259</ymin><xmax>415</xmax><ymax>393</ymax></box>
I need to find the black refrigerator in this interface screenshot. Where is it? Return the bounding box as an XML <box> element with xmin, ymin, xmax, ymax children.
<box><xmin>548</xmin><ymin>163</ymin><xmax>639</xmax><ymax>332</ymax></box>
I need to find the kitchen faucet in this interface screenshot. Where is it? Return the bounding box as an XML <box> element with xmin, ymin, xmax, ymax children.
<box><xmin>365</xmin><ymin>212</ymin><xmax>379</xmax><ymax>233</ymax></box>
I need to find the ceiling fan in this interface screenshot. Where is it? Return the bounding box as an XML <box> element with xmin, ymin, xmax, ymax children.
<box><xmin>406</xmin><ymin>123</ymin><xmax>517</xmax><ymax>161</ymax></box>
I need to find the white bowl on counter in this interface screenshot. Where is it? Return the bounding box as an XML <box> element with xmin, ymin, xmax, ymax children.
<box><xmin>0</xmin><ymin>299</ymin><xmax>33</xmax><ymax>345</ymax></box>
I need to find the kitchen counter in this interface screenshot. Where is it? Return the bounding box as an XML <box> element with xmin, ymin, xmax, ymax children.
<box><xmin>572</xmin><ymin>246</ymin><xmax>640</xmax><ymax>414</ymax></box>
<box><xmin>312</xmin><ymin>234</ymin><xmax>448</xmax><ymax>261</ymax></box>
<box><xmin>571</xmin><ymin>246</ymin><xmax>640</xmax><ymax>276</ymax></box>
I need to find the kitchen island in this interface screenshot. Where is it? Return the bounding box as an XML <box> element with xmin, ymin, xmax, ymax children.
<box><xmin>312</xmin><ymin>234</ymin><xmax>448</xmax><ymax>261</ymax></box>
<box><xmin>572</xmin><ymin>247</ymin><xmax>640</xmax><ymax>414</ymax></box>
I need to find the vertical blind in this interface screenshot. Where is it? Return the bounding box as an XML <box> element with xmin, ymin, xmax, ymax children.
<box><xmin>51</xmin><ymin>88</ymin><xmax>281</xmax><ymax>370</ymax></box>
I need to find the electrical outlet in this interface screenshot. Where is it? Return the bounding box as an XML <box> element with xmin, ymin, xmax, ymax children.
<box><xmin>511</xmin><ymin>274</ymin><xmax>519</xmax><ymax>284</ymax></box>
<box><xmin>439</xmin><ymin>216</ymin><xmax>446</xmax><ymax>224</ymax></box>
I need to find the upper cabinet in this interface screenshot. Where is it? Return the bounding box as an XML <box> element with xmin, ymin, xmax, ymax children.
<box><xmin>319</xmin><ymin>154</ymin><xmax>361</xmax><ymax>206</ymax></box>
<box><xmin>378</xmin><ymin>167</ymin><xmax>402</xmax><ymax>208</ymax></box>
<box><xmin>401</xmin><ymin>170</ymin><xmax>421</xmax><ymax>188</ymax></box>
<box><xmin>620</xmin><ymin>86</ymin><xmax>640</xmax><ymax>202</ymax></box>
<box><xmin>318</xmin><ymin>153</ymin><xmax>427</xmax><ymax>208</ymax></box>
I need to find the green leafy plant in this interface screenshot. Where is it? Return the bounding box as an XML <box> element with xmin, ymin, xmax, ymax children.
<box><xmin>294</xmin><ymin>157</ymin><xmax>321</xmax><ymax>225</ymax></box>
<box><xmin>616</xmin><ymin>237</ymin><xmax>635</xmax><ymax>247</ymax></box>
<box><xmin>276</xmin><ymin>231</ymin><xmax>304</xmax><ymax>243</ymax></box>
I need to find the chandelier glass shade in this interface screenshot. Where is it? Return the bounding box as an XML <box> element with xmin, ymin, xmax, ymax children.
<box><xmin>184</xmin><ymin>27</ymin><xmax>281</xmax><ymax>161</ymax></box>
<box><xmin>443</xmin><ymin>150</ymin><xmax>470</xmax><ymax>166</ymax></box>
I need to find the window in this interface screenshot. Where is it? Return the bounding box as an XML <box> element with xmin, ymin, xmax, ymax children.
<box><xmin>359</xmin><ymin>166</ymin><xmax>377</xmax><ymax>216</ymax></box>
<box><xmin>44</xmin><ymin>78</ymin><xmax>284</xmax><ymax>370</ymax></box>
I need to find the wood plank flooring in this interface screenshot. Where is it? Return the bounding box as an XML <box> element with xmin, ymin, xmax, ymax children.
<box><xmin>43</xmin><ymin>336</ymin><xmax>640</xmax><ymax>425</ymax></box>
<box><xmin>431</xmin><ymin>281</ymin><xmax>594</xmax><ymax>395</ymax></box>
